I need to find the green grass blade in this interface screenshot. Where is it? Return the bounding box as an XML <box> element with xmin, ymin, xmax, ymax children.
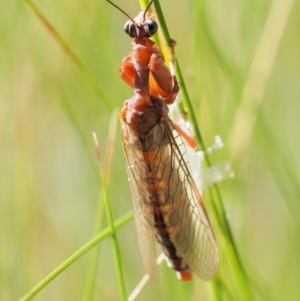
<box><xmin>228</xmin><ymin>0</ymin><xmax>295</xmax><ymax>160</ymax></box>
<box><xmin>23</xmin><ymin>0</ymin><xmax>112</xmax><ymax>110</ymax></box>
<box><xmin>18</xmin><ymin>211</ymin><xmax>134</xmax><ymax>301</ymax></box>
<box><xmin>83</xmin><ymin>113</ymin><xmax>119</xmax><ymax>301</ymax></box>
<box><xmin>93</xmin><ymin>124</ymin><xmax>127</xmax><ymax>300</ymax></box>
<box><xmin>257</xmin><ymin>116</ymin><xmax>300</xmax><ymax>220</ymax></box>
<box><xmin>153</xmin><ymin>0</ymin><xmax>252</xmax><ymax>300</ymax></box>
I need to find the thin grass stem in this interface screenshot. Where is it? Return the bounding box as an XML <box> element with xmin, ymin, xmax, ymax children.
<box><xmin>152</xmin><ymin>0</ymin><xmax>252</xmax><ymax>300</ymax></box>
<box><xmin>23</xmin><ymin>0</ymin><xmax>112</xmax><ymax>110</ymax></box>
<box><xmin>83</xmin><ymin>113</ymin><xmax>119</xmax><ymax>300</ymax></box>
<box><xmin>18</xmin><ymin>211</ymin><xmax>134</xmax><ymax>301</ymax></box>
<box><xmin>83</xmin><ymin>180</ymin><xmax>105</xmax><ymax>300</ymax></box>
<box><xmin>228</xmin><ymin>0</ymin><xmax>295</xmax><ymax>160</ymax></box>
<box><xmin>93</xmin><ymin>134</ymin><xmax>127</xmax><ymax>301</ymax></box>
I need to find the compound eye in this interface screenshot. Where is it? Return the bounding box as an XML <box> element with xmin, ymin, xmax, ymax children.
<box><xmin>146</xmin><ymin>19</ymin><xmax>158</xmax><ymax>36</ymax></box>
<box><xmin>124</xmin><ymin>20</ymin><xmax>131</xmax><ymax>35</ymax></box>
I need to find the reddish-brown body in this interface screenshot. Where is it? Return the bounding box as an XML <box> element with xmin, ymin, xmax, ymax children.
<box><xmin>120</xmin><ymin>35</ymin><xmax>178</xmax><ymax>137</ymax></box>
<box><xmin>115</xmin><ymin>5</ymin><xmax>219</xmax><ymax>281</ymax></box>
<box><xmin>119</xmin><ymin>28</ymin><xmax>192</xmax><ymax>279</ymax></box>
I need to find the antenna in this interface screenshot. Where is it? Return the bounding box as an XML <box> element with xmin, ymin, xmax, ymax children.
<box><xmin>106</xmin><ymin>0</ymin><xmax>135</xmax><ymax>23</ymax></box>
<box><xmin>143</xmin><ymin>0</ymin><xmax>155</xmax><ymax>22</ymax></box>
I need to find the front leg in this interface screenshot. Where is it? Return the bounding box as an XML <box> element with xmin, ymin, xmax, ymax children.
<box><xmin>119</xmin><ymin>55</ymin><xmax>135</xmax><ymax>88</ymax></box>
<box><xmin>120</xmin><ymin>44</ymin><xmax>155</xmax><ymax>89</ymax></box>
<box><xmin>148</xmin><ymin>42</ymin><xmax>179</xmax><ymax>104</ymax></box>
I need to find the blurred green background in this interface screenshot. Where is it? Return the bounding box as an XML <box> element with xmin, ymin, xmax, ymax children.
<box><xmin>1</xmin><ymin>0</ymin><xmax>300</xmax><ymax>300</ymax></box>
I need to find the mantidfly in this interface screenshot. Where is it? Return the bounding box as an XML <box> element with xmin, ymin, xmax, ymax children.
<box><xmin>107</xmin><ymin>0</ymin><xmax>219</xmax><ymax>282</ymax></box>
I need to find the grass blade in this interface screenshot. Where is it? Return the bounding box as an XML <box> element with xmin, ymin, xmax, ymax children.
<box><xmin>18</xmin><ymin>211</ymin><xmax>133</xmax><ymax>301</ymax></box>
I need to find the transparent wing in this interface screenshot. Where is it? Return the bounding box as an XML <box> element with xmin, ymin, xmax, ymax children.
<box><xmin>122</xmin><ymin>111</ymin><xmax>219</xmax><ymax>280</ymax></box>
<box><xmin>122</xmin><ymin>122</ymin><xmax>157</xmax><ymax>278</ymax></box>
<box><xmin>160</xmin><ymin>118</ymin><xmax>219</xmax><ymax>280</ymax></box>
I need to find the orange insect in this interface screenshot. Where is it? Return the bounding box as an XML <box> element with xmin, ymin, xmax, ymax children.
<box><xmin>108</xmin><ymin>0</ymin><xmax>219</xmax><ymax>281</ymax></box>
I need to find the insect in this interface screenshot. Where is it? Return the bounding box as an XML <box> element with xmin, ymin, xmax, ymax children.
<box><xmin>107</xmin><ymin>0</ymin><xmax>219</xmax><ymax>281</ymax></box>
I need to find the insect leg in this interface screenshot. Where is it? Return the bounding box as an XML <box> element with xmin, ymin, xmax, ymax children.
<box><xmin>173</xmin><ymin>123</ymin><xmax>197</xmax><ymax>149</ymax></box>
<box><xmin>167</xmin><ymin>39</ymin><xmax>180</xmax><ymax>104</ymax></box>
<box><xmin>148</xmin><ymin>40</ymin><xmax>179</xmax><ymax>104</ymax></box>
<box><xmin>119</xmin><ymin>55</ymin><xmax>135</xmax><ymax>88</ymax></box>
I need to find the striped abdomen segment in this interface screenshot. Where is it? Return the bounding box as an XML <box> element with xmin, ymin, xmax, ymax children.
<box><xmin>142</xmin><ymin>148</ymin><xmax>192</xmax><ymax>281</ymax></box>
<box><xmin>122</xmin><ymin>109</ymin><xmax>219</xmax><ymax>281</ymax></box>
